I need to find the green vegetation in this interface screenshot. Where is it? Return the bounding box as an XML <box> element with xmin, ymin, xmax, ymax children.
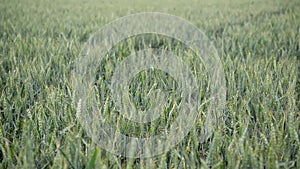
<box><xmin>0</xmin><ymin>0</ymin><xmax>299</xmax><ymax>168</ymax></box>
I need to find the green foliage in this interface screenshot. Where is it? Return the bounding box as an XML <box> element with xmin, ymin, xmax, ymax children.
<box><xmin>0</xmin><ymin>0</ymin><xmax>299</xmax><ymax>168</ymax></box>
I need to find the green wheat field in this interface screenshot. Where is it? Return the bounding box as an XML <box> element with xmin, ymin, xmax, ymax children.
<box><xmin>0</xmin><ymin>0</ymin><xmax>299</xmax><ymax>168</ymax></box>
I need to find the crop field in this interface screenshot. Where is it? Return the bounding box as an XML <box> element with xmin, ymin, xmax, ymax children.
<box><xmin>0</xmin><ymin>0</ymin><xmax>300</xmax><ymax>168</ymax></box>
